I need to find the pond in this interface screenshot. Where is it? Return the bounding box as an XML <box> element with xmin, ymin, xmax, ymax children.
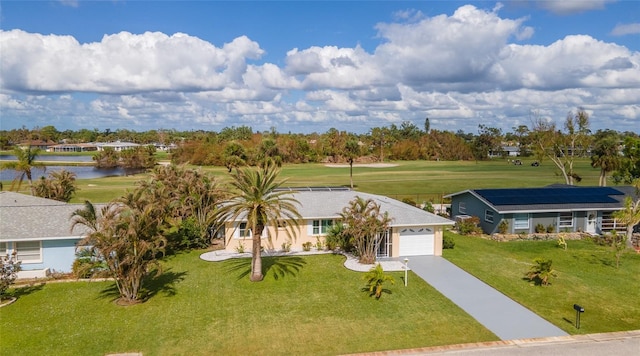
<box><xmin>0</xmin><ymin>154</ymin><xmax>145</xmax><ymax>180</ymax></box>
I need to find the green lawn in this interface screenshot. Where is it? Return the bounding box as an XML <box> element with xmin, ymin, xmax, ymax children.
<box><xmin>0</xmin><ymin>253</ymin><xmax>497</xmax><ymax>356</ymax></box>
<box><xmin>443</xmin><ymin>232</ymin><xmax>640</xmax><ymax>334</ymax></box>
<box><xmin>16</xmin><ymin>157</ymin><xmax>601</xmax><ymax>203</ymax></box>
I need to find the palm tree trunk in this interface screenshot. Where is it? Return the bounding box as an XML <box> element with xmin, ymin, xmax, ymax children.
<box><xmin>250</xmin><ymin>225</ymin><xmax>264</xmax><ymax>282</ymax></box>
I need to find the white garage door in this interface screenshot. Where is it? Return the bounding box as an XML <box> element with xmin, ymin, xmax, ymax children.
<box><xmin>399</xmin><ymin>228</ymin><xmax>434</xmax><ymax>256</ymax></box>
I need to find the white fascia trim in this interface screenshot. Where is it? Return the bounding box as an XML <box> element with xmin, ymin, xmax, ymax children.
<box><xmin>0</xmin><ymin>235</ymin><xmax>83</xmax><ymax>242</ymax></box>
<box><xmin>498</xmin><ymin>208</ymin><xmax>622</xmax><ymax>214</ymax></box>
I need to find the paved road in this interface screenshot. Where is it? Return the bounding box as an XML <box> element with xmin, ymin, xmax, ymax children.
<box><xmin>403</xmin><ymin>256</ymin><xmax>568</xmax><ymax>341</ymax></box>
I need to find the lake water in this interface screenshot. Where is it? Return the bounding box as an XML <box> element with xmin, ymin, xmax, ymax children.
<box><xmin>0</xmin><ymin>155</ymin><xmax>142</xmax><ymax>180</ymax></box>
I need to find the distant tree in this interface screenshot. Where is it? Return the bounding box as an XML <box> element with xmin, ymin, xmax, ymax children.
<box><xmin>510</xmin><ymin>125</ymin><xmax>531</xmax><ymax>156</ymax></box>
<box><xmin>530</xmin><ymin>108</ymin><xmax>592</xmax><ymax>185</ymax></box>
<box><xmin>345</xmin><ymin>139</ymin><xmax>360</xmax><ymax>189</ymax></box>
<box><xmin>591</xmin><ymin>133</ymin><xmax>622</xmax><ymax>186</ymax></box>
<box><xmin>120</xmin><ymin>146</ymin><xmax>157</xmax><ymax>169</ymax></box>
<box><xmin>613</xmin><ymin>136</ymin><xmax>640</xmax><ymax>184</ymax></box>
<box><xmin>1</xmin><ymin>145</ymin><xmax>45</xmax><ymax>195</ymax></box>
<box><xmin>424</xmin><ymin>117</ymin><xmax>430</xmax><ymax>133</ymax></box>
<box><xmin>340</xmin><ymin>196</ymin><xmax>392</xmax><ymax>264</ymax></box>
<box><xmin>33</xmin><ymin>169</ymin><xmax>77</xmax><ymax>202</ymax></box>
<box><xmin>223</xmin><ymin>141</ymin><xmax>247</xmax><ymax>172</ymax></box>
<box><xmin>93</xmin><ymin>147</ymin><xmax>119</xmax><ymax>168</ymax></box>
<box><xmin>472</xmin><ymin>124</ymin><xmax>503</xmax><ymax>160</ymax></box>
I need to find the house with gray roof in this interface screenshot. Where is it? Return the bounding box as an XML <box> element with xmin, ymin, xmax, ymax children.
<box><xmin>445</xmin><ymin>186</ymin><xmax>638</xmax><ymax>235</ymax></box>
<box><xmin>222</xmin><ymin>188</ymin><xmax>454</xmax><ymax>257</ymax></box>
<box><xmin>0</xmin><ymin>192</ymin><xmax>91</xmax><ymax>278</ymax></box>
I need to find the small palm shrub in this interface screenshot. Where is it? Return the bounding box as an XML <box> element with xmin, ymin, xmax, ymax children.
<box><xmin>546</xmin><ymin>224</ymin><xmax>555</xmax><ymax>233</ymax></box>
<box><xmin>235</xmin><ymin>242</ymin><xmax>245</xmax><ymax>253</ymax></box>
<box><xmin>525</xmin><ymin>257</ymin><xmax>557</xmax><ymax>286</ymax></box>
<box><xmin>302</xmin><ymin>241</ymin><xmax>312</xmax><ymax>252</ymax></box>
<box><xmin>362</xmin><ymin>264</ymin><xmax>394</xmax><ymax>299</ymax></box>
<box><xmin>281</xmin><ymin>241</ymin><xmax>292</xmax><ymax>252</ymax></box>
<box><xmin>535</xmin><ymin>223</ymin><xmax>546</xmax><ymax>233</ymax></box>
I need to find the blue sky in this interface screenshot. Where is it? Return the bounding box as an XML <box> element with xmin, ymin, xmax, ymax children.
<box><xmin>1</xmin><ymin>0</ymin><xmax>639</xmax><ymax>134</ymax></box>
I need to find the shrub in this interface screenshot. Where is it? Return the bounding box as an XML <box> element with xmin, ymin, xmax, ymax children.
<box><xmin>546</xmin><ymin>224</ymin><xmax>555</xmax><ymax>233</ymax></box>
<box><xmin>72</xmin><ymin>249</ymin><xmax>108</xmax><ymax>279</ymax></box>
<box><xmin>281</xmin><ymin>241</ymin><xmax>291</xmax><ymax>252</ymax></box>
<box><xmin>401</xmin><ymin>198</ymin><xmax>417</xmax><ymax>207</ymax></box>
<box><xmin>455</xmin><ymin>216</ymin><xmax>482</xmax><ymax>235</ymax></box>
<box><xmin>315</xmin><ymin>237</ymin><xmax>324</xmax><ymax>251</ymax></box>
<box><xmin>535</xmin><ymin>223</ymin><xmax>546</xmax><ymax>233</ymax></box>
<box><xmin>422</xmin><ymin>201</ymin><xmax>435</xmax><ymax>213</ymax></box>
<box><xmin>302</xmin><ymin>241</ymin><xmax>312</xmax><ymax>252</ymax></box>
<box><xmin>525</xmin><ymin>257</ymin><xmax>557</xmax><ymax>286</ymax></box>
<box><xmin>235</xmin><ymin>242</ymin><xmax>245</xmax><ymax>253</ymax></box>
<box><xmin>0</xmin><ymin>252</ymin><xmax>21</xmax><ymax>300</ymax></box>
<box><xmin>497</xmin><ymin>220</ymin><xmax>509</xmax><ymax>234</ymax></box>
<box><xmin>362</xmin><ymin>264</ymin><xmax>394</xmax><ymax>299</ymax></box>
<box><xmin>443</xmin><ymin>234</ymin><xmax>455</xmax><ymax>249</ymax></box>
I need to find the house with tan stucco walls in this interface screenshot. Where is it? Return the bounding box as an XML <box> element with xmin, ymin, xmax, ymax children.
<box><xmin>222</xmin><ymin>187</ymin><xmax>454</xmax><ymax>257</ymax></box>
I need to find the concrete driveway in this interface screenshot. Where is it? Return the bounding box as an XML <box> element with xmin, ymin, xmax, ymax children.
<box><xmin>397</xmin><ymin>256</ymin><xmax>568</xmax><ymax>341</ymax></box>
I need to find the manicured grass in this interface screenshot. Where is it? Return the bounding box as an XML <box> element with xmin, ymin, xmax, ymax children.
<box><xmin>0</xmin><ymin>252</ymin><xmax>497</xmax><ymax>356</ymax></box>
<box><xmin>443</xmin><ymin>232</ymin><xmax>640</xmax><ymax>334</ymax></box>
<box><xmin>53</xmin><ymin>158</ymin><xmax>604</xmax><ymax>203</ymax></box>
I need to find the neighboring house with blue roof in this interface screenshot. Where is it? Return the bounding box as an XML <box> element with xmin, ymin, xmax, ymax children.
<box><xmin>223</xmin><ymin>188</ymin><xmax>455</xmax><ymax>257</ymax></box>
<box><xmin>0</xmin><ymin>192</ymin><xmax>91</xmax><ymax>278</ymax></box>
<box><xmin>445</xmin><ymin>186</ymin><xmax>637</xmax><ymax>235</ymax></box>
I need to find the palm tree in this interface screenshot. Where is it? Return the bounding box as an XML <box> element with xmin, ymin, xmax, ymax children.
<box><xmin>345</xmin><ymin>139</ymin><xmax>360</xmax><ymax>189</ymax></box>
<box><xmin>218</xmin><ymin>161</ymin><xmax>301</xmax><ymax>282</ymax></box>
<box><xmin>71</xmin><ymin>196</ymin><xmax>167</xmax><ymax>304</ymax></box>
<box><xmin>591</xmin><ymin>136</ymin><xmax>622</xmax><ymax>186</ymax></box>
<box><xmin>340</xmin><ymin>196</ymin><xmax>392</xmax><ymax>264</ymax></box>
<box><xmin>1</xmin><ymin>146</ymin><xmax>45</xmax><ymax>195</ymax></box>
<box><xmin>33</xmin><ymin>169</ymin><xmax>77</xmax><ymax>202</ymax></box>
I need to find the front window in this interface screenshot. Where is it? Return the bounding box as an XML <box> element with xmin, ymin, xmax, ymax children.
<box><xmin>312</xmin><ymin>220</ymin><xmax>333</xmax><ymax>235</ymax></box>
<box><xmin>514</xmin><ymin>213</ymin><xmax>529</xmax><ymax>230</ymax></box>
<box><xmin>239</xmin><ymin>223</ymin><xmax>251</xmax><ymax>238</ymax></box>
<box><xmin>15</xmin><ymin>241</ymin><xmax>42</xmax><ymax>263</ymax></box>
<box><xmin>484</xmin><ymin>210</ymin><xmax>494</xmax><ymax>223</ymax></box>
<box><xmin>558</xmin><ymin>212</ymin><xmax>574</xmax><ymax>228</ymax></box>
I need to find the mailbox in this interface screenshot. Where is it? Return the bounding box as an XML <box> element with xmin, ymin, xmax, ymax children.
<box><xmin>573</xmin><ymin>304</ymin><xmax>585</xmax><ymax>329</ymax></box>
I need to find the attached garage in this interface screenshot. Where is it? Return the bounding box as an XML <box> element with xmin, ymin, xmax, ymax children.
<box><xmin>399</xmin><ymin>227</ymin><xmax>434</xmax><ymax>256</ymax></box>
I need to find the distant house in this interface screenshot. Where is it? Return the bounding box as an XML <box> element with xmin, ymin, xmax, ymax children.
<box><xmin>96</xmin><ymin>141</ymin><xmax>140</xmax><ymax>152</ymax></box>
<box><xmin>48</xmin><ymin>143</ymin><xmax>98</xmax><ymax>152</ymax></box>
<box><xmin>222</xmin><ymin>188</ymin><xmax>454</xmax><ymax>257</ymax></box>
<box><xmin>17</xmin><ymin>140</ymin><xmax>56</xmax><ymax>151</ymax></box>
<box><xmin>445</xmin><ymin>186</ymin><xmax>638</xmax><ymax>235</ymax></box>
<box><xmin>0</xmin><ymin>192</ymin><xmax>91</xmax><ymax>278</ymax></box>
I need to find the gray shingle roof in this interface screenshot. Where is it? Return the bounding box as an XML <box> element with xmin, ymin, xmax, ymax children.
<box><xmin>285</xmin><ymin>190</ymin><xmax>453</xmax><ymax>227</ymax></box>
<box><xmin>0</xmin><ymin>192</ymin><xmax>90</xmax><ymax>241</ymax></box>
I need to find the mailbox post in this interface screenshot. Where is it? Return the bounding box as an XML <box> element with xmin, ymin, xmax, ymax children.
<box><xmin>403</xmin><ymin>258</ymin><xmax>409</xmax><ymax>287</ymax></box>
<box><xmin>573</xmin><ymin>304</ymin><xmax>584</xmax><ymax>329</ymax></box>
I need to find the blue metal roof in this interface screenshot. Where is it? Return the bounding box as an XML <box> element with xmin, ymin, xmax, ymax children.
<box><xmin>475</xmin><ymin>187</ymin><xmax>624</xmax><ymax>206</ymax></box>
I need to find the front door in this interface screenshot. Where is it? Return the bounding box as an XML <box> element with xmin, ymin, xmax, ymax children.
<box><xmin>586</xmin><ymin>211</ymin><xmax>597</xmax><ymax>234</ymax></box>
<box><xmin>376</xmin><ymin>230</ymin><xmax>391</xmax><ymax>258</ymax></box>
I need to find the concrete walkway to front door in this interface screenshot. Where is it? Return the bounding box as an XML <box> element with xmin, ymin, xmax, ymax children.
<box><xmin>402</xmin><ymin>256</ymin><xmax>569</xmax><ymax>341</ymax></box>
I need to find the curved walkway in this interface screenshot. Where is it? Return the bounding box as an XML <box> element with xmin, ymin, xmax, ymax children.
<box><xmin>399</xmin><ymin>256</ymin><xmax>568</xmax><ymax>341</ymax></box>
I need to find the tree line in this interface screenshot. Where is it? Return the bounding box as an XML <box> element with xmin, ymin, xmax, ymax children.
<box><xmin>2</xmin><ymin>109</ymin><xmax>639</xmax><ymax>185</ymax></box>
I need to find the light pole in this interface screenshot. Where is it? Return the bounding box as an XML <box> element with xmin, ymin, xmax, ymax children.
<box><xmin>404</xmin><ymin>258</ymin><xmax>409</xmax><ymax>287</ymax></box>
